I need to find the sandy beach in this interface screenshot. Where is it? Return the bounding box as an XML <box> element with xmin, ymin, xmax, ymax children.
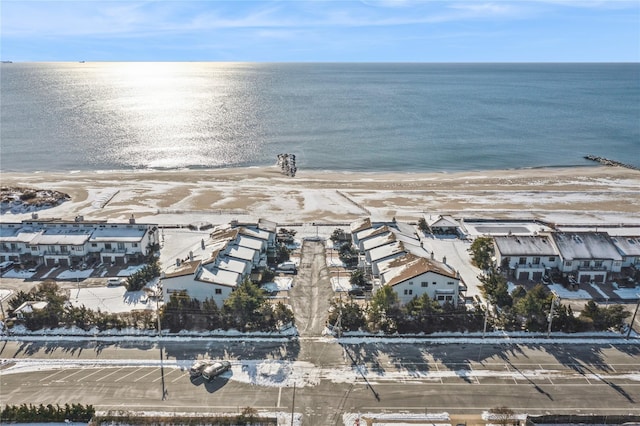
<box><xmin>1</xmin><ymin>166</ymin><xmax>639</xmax><ymax>225</ymax></box>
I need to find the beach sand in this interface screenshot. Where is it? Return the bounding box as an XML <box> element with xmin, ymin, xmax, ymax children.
<box><xmin>1</xmin><ymin>166</ymin><xmax>639</xmax><ymax>225</ymax></box>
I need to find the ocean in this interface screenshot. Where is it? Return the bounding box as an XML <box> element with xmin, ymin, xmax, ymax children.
<box><xmin>1</xmin><ymin>62</ymin><xmax>638</xmax><ymax>173</ymax></box>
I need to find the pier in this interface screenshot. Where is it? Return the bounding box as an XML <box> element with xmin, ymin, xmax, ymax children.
<box><xmin>584</xmin><ymin>155</ymin><xmax>640</xmax><ymax>171</ymax></box>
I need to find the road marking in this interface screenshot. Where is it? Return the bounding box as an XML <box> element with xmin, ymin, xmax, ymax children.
<box><xmin>505</xmin><ymin>364</ymin><xmax>518</xmax><ymax>384</ymax></box>
<box><xmin>136</xmin><ymin>368</ymin><xmax>159</xmax><ymax>382</ymax></box>
<box><xmin>96</xmin><ymin>367</ymin><xmax>124</xmax><ymax>382</ymax></box>
<box><xmin>171</xmin><ymin>373</ymin><xmax>185</xmax><ymax>383</ymax></box>
<box><xmin>433</xmin><ymin>363</ymin><xmax>443</xmax><ymax>384</ymax></box>
<box><xmin>277</xmin><ymin>387</ymin><xmax>282</xmax><ymax>407</ymax></box>
<box><xmin>468</xmin><ymin>366</ymin><xmax>480</xmax><ymax>384</ymax></box>
<box><xmin>39</xmin><ymin>369</ymin><xmax>67</xmax><ymax>382</ymax></box>
<box><xmin>78</xmin><ymin>368</ymin><xmax>105</xmax><ymax>381</ymax></box>
<box><xmin>152</xmin><ymin>368</ymin><xmax>177</xmax><ymax>383</ymax></box>
<box><xmin>114</xmin><ymin>367</ymin><xmax>143</xmax><ymax>382</ymax></box>
<box><xmin>57</xmin><ymin>369</ymin><xmax>85</xmax><ymax>381</ymax></box>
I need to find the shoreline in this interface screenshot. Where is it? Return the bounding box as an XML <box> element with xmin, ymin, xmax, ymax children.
<box><xmin>2</xmin><ymin>165</ymin><xmax>639</xmax><ymax>225</ymax></box>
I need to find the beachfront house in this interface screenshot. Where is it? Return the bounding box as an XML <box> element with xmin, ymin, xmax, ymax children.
<box><xmin>0</xmin><ymin>219</ymin><xmax>158</xmax><ymax>268</ymax></box>
<box><xmin>608</xmin><ymin>235</ymin><xmax>640</xmax><ymax>268</ymax></box>
<box><xmin>425</xmin><ymin>215</ymin><xmax>462</xmax><ymax>236</ymax></box>
<box><xmin>378</xmin><ymin>253</ymin><xmax>461</xmax><ymax>306</ymax></box>
<box><xmin>493</xmin><ymin>234</ymin><xmax>560</xmax><ymax>282</ymax></box>
<box><xmin>551</xmin><ymin>232</ymin><xmax>622</xmax><ymax>283</ymax></box>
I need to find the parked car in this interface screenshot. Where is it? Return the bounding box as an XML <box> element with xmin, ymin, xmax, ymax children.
<box><xmin>275</xmin><ymin>261</ymin><xmax>297</xmax><ymax>274</ymax></box>
<box><xmin>202</xmin><ymin>361</ymin><xmax>231</xmax><ymax>381</ymax></box>
<box><xmin>107</xmin><ymin>278</ymin><xmax>125</xmax><ymax>286</ymax></box>
<box><xmin>189</xmin><ymin>360</ymin><xmax>210</xmax><ymax>378</ymax></box>
<box><xmin>348</xmin><ymin>287</ymin><xmax>364</xmax><ymax>297</ymax></box>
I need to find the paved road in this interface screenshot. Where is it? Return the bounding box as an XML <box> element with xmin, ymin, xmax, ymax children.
<box><xmin>2</xmin><ymin>339</ymin><xmax>639</xmax><ymax>425</ymax></box>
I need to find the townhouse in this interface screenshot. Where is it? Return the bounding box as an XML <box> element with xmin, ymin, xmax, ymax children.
<box><xmin>551</xmin><ymin>232</ymin><xmax>622</xmax><ymax>283</ymax></box>
<box><xmin>493</xmin><ymin>234</ymin><xmax>560</xmax><ymax>281</ymax></box>
<box><xmin>0</xmin><ymin>218</ymin><xmax>158</xmax><ymax>268</ymax></box>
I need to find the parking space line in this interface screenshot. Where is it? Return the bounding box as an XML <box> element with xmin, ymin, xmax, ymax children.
<box><xmin>277</xmin><ymin>387</ymin><xmax>282</xmax><ymax>407</ymax></box>
<box><xmin>58</xmin><ymin>369</ymin><xmax>86</xmax><ymax>381</ymax></box>
<box><xmin>39</xmin><ymin>369</ymin><xmax>67</xmax><ymax>382</ymax></box>
<box><xmin>136</xmin><ymin>368</ymin><xmax>159</xmax><ymax>382</ymax></box>
<box><xmin>505</xmin><ymin>364</ymin><xmax>518</xmax><ymax>384</ymax></box>
<box><xmin>96</xmin><ymin>367</ymin><xmax>124</xmax><ymax>382</ymax></box>
<box><xmin>433</xmin><ymin>363</ymin><xmax>443</xmax><ymax>384</ymax></box>
<box><xmin>78</xmin><ymin>369</ymin><xmax>104</xmax><ymax>382</ymax></box>
<box><xmin>171</xmin><ymin>372</ymin><xmax>186</xmax><ymax>383</ymax></box>
<box><xmin>152</xmin><ymin>368</ymin><xmax>177</xmax><ymax>383</ymax></box>
<box><xmin>469</xmin><ymin>366</ymin><xmax>480</xmax><ymax>384</ymax></box>
<box><xmin>114</xmin><ymin>367</ymin><xmax>143</xmax><ymax>383</ymax></box>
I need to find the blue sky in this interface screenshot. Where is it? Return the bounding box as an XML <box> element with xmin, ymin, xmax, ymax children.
<box><xmin>1</xmin><ymin>1</ymin><xmax>638</xmax><ymax>62</ymax></box>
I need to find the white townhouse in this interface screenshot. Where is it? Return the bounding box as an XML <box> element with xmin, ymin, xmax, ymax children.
<box><xmin>378</xmin><ymin>253</ymin><xmax>461</xmax><ymax>306</ymax></box>
<box><xmin>551</xmin><ymin>232</ymin><xmax>622</xmax><ymax>283</ymax></box>
<box><xmin>356</xmin><ymin>225</ymin><xmax>393</xmax><ymax>252</ymax></box>
<box><xmin>608</xmin><ymin>235</ymin><xmax>640</xmax><ymax>268</ymax></box>
<box><xmin>161</xmin><ymin>220</ymin><xmax>275</xmax><ymax>306</ymax></box>
<box><xmin>0</xmin><ymin>219</ymin><xmax>158</xmax><ymax>267</ymax></box>
<box><xmin>493</xmin><ymin>234</ymin><xmax>560</xmax><ymax>282</ymax></box>
<box><xmin>350</xmin><ymin>218</ymin><xmax>373</xmax><ymax>246</ymax></box>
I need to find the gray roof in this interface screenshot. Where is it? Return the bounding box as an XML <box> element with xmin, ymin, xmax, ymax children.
<box><xmin>610</xmin><ymin>236</ymin><xmax>640</xmax><ymax>257</ymax></box>
<box><xmin>494</xmin><ymin>235</ymin><xmax>558</xmax><ymax>257</ymax></box>
<box><xmin>552</xmin><ymin>232</ymin><xmax>622</xmax><ymax>261</ymax></box>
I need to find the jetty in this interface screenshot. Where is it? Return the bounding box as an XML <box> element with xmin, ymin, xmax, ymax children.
<box><xmin>276</xmin><ymin>153</ymin><xmax>297</xmax><ymax>177</ymax></box>
<box><xmin>584</xmin><ymin>155</ymin><xmax>639</xmax><ymax>171</ymax></box>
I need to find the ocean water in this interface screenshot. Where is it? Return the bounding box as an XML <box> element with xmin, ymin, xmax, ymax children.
<box><xmin>1</xmin><ymin>62</ymin><xmax>638</xmax><ymax>173</ymax></box>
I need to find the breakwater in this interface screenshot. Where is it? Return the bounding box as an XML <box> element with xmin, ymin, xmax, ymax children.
<box><xmin>584</xmin><ymin>155</ymin><xmax>640</xmax><ymax>171</ymax></box>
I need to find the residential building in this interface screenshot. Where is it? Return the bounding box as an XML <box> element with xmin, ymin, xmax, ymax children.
<box><xmin>551</xmin><ymin>232</ymin><xmax>623</xmax><ymax>283</ymax></box>
<box><xmin>493</xmin><ymin>234</ymin><xmax>560</xmax><ymax>281</ymax></box>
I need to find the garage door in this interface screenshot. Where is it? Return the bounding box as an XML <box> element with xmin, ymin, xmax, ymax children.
<box><xmin>115</xmin><ymin>257</ymin><xmax>125</xmax><ymax>266</ymax></box>
<box><xmin>518</xmin><ymin>271</ymin><xmax>529</xmax><ymax>281</ymax></box>
<box><xmin>46</xmin><ymin>258</ymin><xmax>56</xmax><ymax>267</ymax></box>
<box><xmin>59</xmin><ymin>258</ymin><xmax>69</xmax><ymax>267</ymax></box>
<box><xmin>580</xmin><ymin>275</ymin><xmax>590</xmax><ymax>283</ymax></box>
<box><xmin>593</xmin><ymin>274</ymin><xmax>605</xmax><ymax>283</ymax></box>
<box><xmin>532</xmin><ymin>272</ymin><xmax>543</xmax><ymax>282</ymax></box>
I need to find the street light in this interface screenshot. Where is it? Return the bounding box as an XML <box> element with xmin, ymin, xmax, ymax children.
<box><xmin>626</xmin><ymin>293</ymin><xmax>640</xmax><ymax>340</ymax></box>
<box><xmin>547</xmin><ymin>291</ymin><xmax>559</xmax><ymax>338</ymax></box>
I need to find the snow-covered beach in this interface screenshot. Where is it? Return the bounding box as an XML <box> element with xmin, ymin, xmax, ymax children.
<box><xmin>1</xmin><ymin>165</ymin><xmax>639</xmax><ymax>226</ymax></box>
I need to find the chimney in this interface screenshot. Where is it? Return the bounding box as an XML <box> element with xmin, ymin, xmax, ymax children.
<box><xmin>176</xmin><ymin>258</ymin><xmax>181</xmax><ymax>267</ymax></box>
<box><xmin>129</xmin><ymin>214</ymin><xmax>135</xmax><ymax>224</ymax></box>
<box><xmin>74</xmin><ymin>215</ymin><xmax>83</xmax><ymax>222</ymax></box>
<box><xmin>189</xmin><ymin>251</ymin><xmax>194</xmax><ymax>262</ymax></box>
<box><xmin>431</xmin><ymin>252</ymin><xmax>435</xmax><ymax>260</ymax></box>
<box><xmin>442</xmin><ymin>256</ymin><xmax>447</xmax><ymax>264</ymax></box>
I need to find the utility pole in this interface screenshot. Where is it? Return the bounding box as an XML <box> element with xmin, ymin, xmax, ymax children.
<box><xmin>290</xmin><ymin>382</ymin><xmax>296</xmax><ymax>425</ymax></box>
<box><xmin>547</xmin><ymin>292</ymin><xmax>558</xmax><ymax>338</ymax></box>
<box><xmin>626</xmin><ymin>294</ymin><xmax>640</xmax><ymax>340</ymax></box>
<box><xmin>482</xmin><ymin>302</ymin><xmax>489</xmax><ymax>338</ymax></box>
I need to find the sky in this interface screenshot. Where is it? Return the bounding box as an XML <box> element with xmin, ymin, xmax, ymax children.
<box><xmin>1</xmin><ymin>0</ymin><xmax>639</xmax><ymax>62</ymax></box>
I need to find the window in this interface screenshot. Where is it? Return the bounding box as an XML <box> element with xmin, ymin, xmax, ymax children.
<box><xmin>91</xmin><ymin>243</ymin><xmax>97</xmax><ymax>248</ymax></box>
<box><xmin>409</xmin><ymin>289</ymin><xmax>412</xmax><ymax>295</ymax></box>
<box><xmin>117</xmin><ymin>242</ymin><xmax>125</xmax><ymax>250</ymax></box>
<box><xmin>432</xmin><ymin>281</ymin><xmax>436</xmax><ymax>285</ymax></box>
<box><xmin>215</xmin><ymin>289</ymin><xmax>222</xmax><ymax>294</ymax></box>
<box><xmin>404</xmin><ymin>289</ymin><xmax>413</xmax><ymax>295</ymax></box>
<box><xmin>132</xmin><ymin>243</ymin><xmax>138</xmax><ymax>248</ymax></box>
<box><xmin>447</xmin><ymin>281</ymin><xmax>454</xmax><ymax>286</ymax></box>
<box><xmin>564</xmin><ymin>260</ymin><xmax>572</xmax><ymax>266</ymax></box>
<box><xmin>549</xmin><ymin>257</ymin><xmax>555</xmax><ymax>262</ymax></box>
<box><xmin>582</xmin><ymin>260</ymin><xmax>590</xmax><ymax>268</ymax></box>
<box><xmin>445</xmin><ymin>295</ymin><xmax>453</xmax><ymax>301</ymax></box>
<box><xmin>533</xmin><ymin>257</ymin><xmax>541</xmax><ymax>265</ymax></box>
<box><xmin>594</xmin><ymin>260</ymin><xmax>603</xmax><ymax>268</ymax></box>
<box><xmin>408</xmin><ymin>281</ymin><xmax>413</xmax><ymax>285</ymax></box>
<box><xmin>60</xmin><ymin>245</ymin><xmax>68</xmax><ymax>253</ymax></box>
<box><xmin>421</xmin><ymin>282</ymin><xmax>428</xmax><ymax>288</ymax></box>
<box><xmin>519</xmin><ymin>257</ymin><xmax>526</xmax><ymax>265</ymax></box>
<box><xmin>437</xmin><ymin>295</ymin><xmax>445</xmax><ymax>301</ymax></box>
<box><xmin>30</xmin><ymin>246</ymin><xmax>37</xmax><ymax>251</ymax></box>
<box><xmin>105</xmin><ymin>243</ymin><xmax>112</xmax><ymax>250</ymax></box>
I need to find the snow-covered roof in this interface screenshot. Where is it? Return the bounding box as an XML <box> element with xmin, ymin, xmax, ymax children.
<box><xmin>212</xmin><ymin>256</ymin><xmax>252</xmax><ymax>275</ymax></box>
<box><xmin>494</xmin><ymin>235</ymin><xmax>558</xmax><ymax>257</ymax></box>
<box><xmin>362</xmin><ymin>232</ymin><xmax>395</xmax><ymax>251</ymax></box>
<box><xmin>163</xmin><ymin>260</ymin><xmax>200</xmax><ymax>279</ymax></box>
<box><xmin>552</xmin><ymin>232</ymin><xmax>622</xmax><ymax>261</ymax></box>
<box><xmin>428</xmin><ymin>215</ymin><xmax>460</xmax><ymax>228</ymax></box>
<box><xmin>31</xmin><ymin>229</ymin><xmax>90</xmax><ymax>246</ymax></box>
<box><xmin>0</xmin><ymin>229</ymin><xmax>41</xmax><ymax>244</ymax></box>
<box><xmin>198</xmin><ymin>267</ymin><xmax>241</xmax><ymax>287</ymax></box>
<box><xmin>609</xmin><ymin>236</ymin><xmax>640</xmax><ymax>257</ymax></box>
<box><xmin>356</xmin><ymin>225</ymin><xmax>390</xmax><ymax>243</ymax></box>
<box><xmin>389</xmin><ymin>221</ymin><xmax>417</xmax><ymax>238</ymax></box>
<box><xmin>237</xmin><ymin>235</ymin><xmax>264</xmax><ymax>251</ymax></box>
<box><xmin>369</xmin><ymin>241</ymin><xmax>405</xmax><ymax>262</ymax></box>
<box><xmin>381</xmin><ymin>253</ymin><xmax>458</xmax><ymax>287</ymax></box>
<box><xmin>350</xmin><ymin>217</ymin><xmax>372</xmax><ymax>234</ymax></box>
<box><xmin>13</xmin><ymin>300</ymin><xmax>48</xmax><ymax>315</ymax></box>
<box><xmin>239</xmin><ymin>227</ymin><xmax>271</xmax><ymax>242</ymax></box>
<box><xmin>257</xmin><ymin>218</ymin><xmax>277</xmax><ymax>233</ymax></box>
<box><xmin>209</xmin><ymin>226</ymin><xmax>239</xmax><ymax>243</ymax></box>
<box><xmin>226</xmin><ymin>245</ymin><xmax>258</xmax><ymax>262</ymax></box>
<box><xmin>89</xmin><ymin>227</ymin><xmax>147</xmax><ymax>242</ymax></box>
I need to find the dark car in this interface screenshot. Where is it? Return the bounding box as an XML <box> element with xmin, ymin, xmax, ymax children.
<box><xmin>202</xmin><ymin>361</ymin><xmax>231</xmax><ymax>381</ymax></box>
<box><xmin>348</xmin><ymin>287</ymin><xmax>364</xmax><ymax>297</ymax></box>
